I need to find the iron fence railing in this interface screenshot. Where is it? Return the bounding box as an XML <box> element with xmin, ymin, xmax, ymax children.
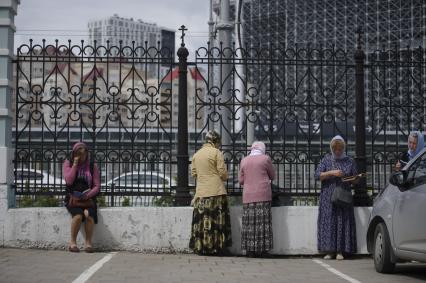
<box><xmin>12</xmin><ymin>28</ymin><xmax>426</xmax><ymax>206</ymax></box>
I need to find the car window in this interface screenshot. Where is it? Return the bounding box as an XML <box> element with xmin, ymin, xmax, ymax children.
<box><xmin>407</xmin><ymin>153</ymin><xmax>426</xmax><ymax>187</ymax></box>
<box><xmin>16</xmin><ymin>170</ymin><xmax>43</xmax><ymax>180</ymax></box>
<box><xmin>117</xmin><ymin>175</ymin><xmax>132</xmax><ymax>184</ymax></box>
<box><xmin>148</xmin><ymin>176</ymin><xmax>160</xmax><ymax>185</ymax></box>
<box><xmin>113</xmin><ymin>173</ymin><xmax>169</xmax><ymax>187</ymax></box>
<box><xmin>138</xmin><ymin>174</ymin><xmax>156</xmax><ymax>185</ymax></box>
<box><xmin>131</xmin><ymin>174</ymin><xmax>141</xmax><ymax>184</ymax></box>
<box><xmin>16</xmin><ymin>171</ymin><xmax>25</xmax><ymax>179</ymax></box>
<box><xmin>140</xmin><ymin>175</ymin><xmax>169</xmax><ymax>186</ymax></box>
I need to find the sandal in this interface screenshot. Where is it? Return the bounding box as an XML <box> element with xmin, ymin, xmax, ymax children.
<box><xmin>69</xmin><ymin>245</ymin><xmax>80</xmax><ymax>253</ymax></box>
<box><xmin>85</xmin><ymin>246</ymin><xmax>94</xmax><ymax>253</ymax></box>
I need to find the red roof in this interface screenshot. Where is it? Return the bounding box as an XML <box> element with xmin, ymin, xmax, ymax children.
<box><xmin>190</xmin><ymin>67</ymin><xmax>204</xmax><ymax>81</ymax></box>
<box><xmin>163</xmin><ymin>67</ymin><xmax>180</xmax><ymax>81</ymax></box>
<box><xmin>82</xmin><ymin>67</ymin><xmax>104</xmax><ymax>81</ymax></box>
<box><xmin>57</xmin><ymin>63</ymin><xmax>78</xmax><ymax>76</ymax></box>
<box><xmin>163</xmin><ymin>67</ymin><xmax>204</xmax><ymax>82</ymax></box>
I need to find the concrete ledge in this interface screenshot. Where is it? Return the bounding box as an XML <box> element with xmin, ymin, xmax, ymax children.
<box><xmin>2</xmin><ymin>206</ymin><xmax>372</xmax><ymax>254</ymax></box>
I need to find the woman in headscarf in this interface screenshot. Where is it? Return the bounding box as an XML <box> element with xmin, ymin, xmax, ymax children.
<box><xmin>314</xmin><ymin>135</ymin><xmax>358</xmax><ymax>260</ymax></box>
<box><xmin>63</xmin><ymin>142</ymin><xmax>100</xmax><ymax>253</ymax></box>
<box><xmin>189</xmin><ymin>130</ymin><xmax>232</xmax><ymax>255</ymax></box>
<box><xmin>395</xmin><ymin>131</ymin><xmax>425</xmax><ymax>171</ymax></box>
<box><xmin>239</xmin><ymin>141</ymin><xmax>275</xmax><ymax>257</ymax></box>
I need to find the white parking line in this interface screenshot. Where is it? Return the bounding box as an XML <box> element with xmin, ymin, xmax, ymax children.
<box><xmin>72</xmin><ymin>252</ymin><xmax>118</xmax><ymax>283</ymax></box>
<box><xmin>312</xmin><ymin>259</ymin><xmax>363</xmax><ymax>283</ymax></box>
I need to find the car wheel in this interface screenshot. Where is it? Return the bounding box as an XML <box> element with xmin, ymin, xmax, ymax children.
<box><xmin>373</xmin><ymin>222</ymin><xmax>395</xmax><ymax>273</ymax></box>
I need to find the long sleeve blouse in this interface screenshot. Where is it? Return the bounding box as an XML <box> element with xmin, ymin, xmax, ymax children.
<box><xmin>63</xmin><ymin>160</ymin><xmax>101</xmax><ymax>199</ymax></box>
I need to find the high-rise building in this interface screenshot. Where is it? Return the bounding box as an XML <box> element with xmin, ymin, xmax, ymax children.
<box><xmin>88</xmin><ymin>14</ymin><xmax>175</xmax><ymax>77</ymax></box>
<box><xmin>88</xmin><ymin>14</ymin><xmax>175</xmax><ymax>48</ymax></box>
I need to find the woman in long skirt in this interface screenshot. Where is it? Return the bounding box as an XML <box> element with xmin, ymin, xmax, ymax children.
<box><xmin>189</xmin><ymin>130</ymin><xmax>232</xmax><ymax>255</ymax></box>
<box><xmin>314</xmin><ymin>135</ymin><xmax>358</xmax><ymax>260</ymax></box>
<box><xmin>239</xmin><ymin>141</ymin><xmax>275</xmax><ymax>257</ymax></box>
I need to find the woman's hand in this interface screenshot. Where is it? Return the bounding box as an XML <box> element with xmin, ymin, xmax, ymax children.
<box><xmin>319</xmin><ymin>169</ymin><xmax>343</xmax><ymax>181</ymax></box>
<box><xmin>81</xmin><ymin>192</ymin><xmax>89</xmax><ymax>200</ymax></box>
<box><xmin>328</xmin><ymin>169</ymin><xmax>344</xmax><ymax>178</ymax></box>
<box><xmin>73</xmin><ymin>156</ymin><xmax>80</xmax><ymax>166</ymax></box>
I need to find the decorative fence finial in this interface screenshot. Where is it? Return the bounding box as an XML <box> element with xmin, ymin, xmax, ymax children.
<box><xmin>179</xmin><ymin>25</ymin><xmax>188</xmax><ymax>47</ymax></box>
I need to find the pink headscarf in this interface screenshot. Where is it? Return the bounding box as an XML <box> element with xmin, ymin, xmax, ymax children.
<box><xmin>72</xmin><ymin>142</ymin><xmax>92</xmax><ymax>186</ymax></box>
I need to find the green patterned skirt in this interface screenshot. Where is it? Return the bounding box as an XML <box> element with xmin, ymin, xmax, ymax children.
<box><xmin>189</xmin><ymin>195</ymin><xmax>232</xmax><ymax>255</ymax></box>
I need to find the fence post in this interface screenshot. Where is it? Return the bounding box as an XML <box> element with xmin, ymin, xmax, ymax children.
<box><xmin>353</xmin><ymin>27</ymin><xmax>372</xmax><ymax>206</ymax></box>
<box><xmin>175</xmin><ymin>26</ymin><xmax>191</xmax><ymax>206</ymax></box>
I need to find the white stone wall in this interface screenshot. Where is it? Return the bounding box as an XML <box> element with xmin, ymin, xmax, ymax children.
<box><xmin>1</xmin><ymin>206</ymin><xmax>371</xmax><ymax>254</ymax></box>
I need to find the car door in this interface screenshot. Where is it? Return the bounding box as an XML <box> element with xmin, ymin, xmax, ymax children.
<box><xmin>393</xmin><ymin>152</ymin><xmax>426</xmax><ymax>253</ymax></box>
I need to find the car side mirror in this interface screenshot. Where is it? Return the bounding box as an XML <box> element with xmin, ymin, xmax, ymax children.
<box><xmin>389</xmin><ymin>171</ymin><xmax>408</xmax><ymax>190</ymax></box>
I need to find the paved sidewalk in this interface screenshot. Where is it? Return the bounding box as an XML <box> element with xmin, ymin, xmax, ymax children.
<box><xmin>0</xmin><ymin>248</ymin><xmax>425</xmax><ymax>283</ymax></box>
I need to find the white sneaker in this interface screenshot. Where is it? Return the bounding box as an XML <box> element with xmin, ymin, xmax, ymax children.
<box><xmin>323</xmin><ymin>254</ymin><xmax>334</xmax><ymax>260</ymax></box>
<box><xmin>336</xmin><ymin>254</ymin><xmax>344</xmax><ymax>260</ymax></box>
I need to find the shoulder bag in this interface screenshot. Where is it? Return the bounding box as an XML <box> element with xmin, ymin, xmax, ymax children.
<box><xmin>331</xmin><ymin>159</ymin><xmax>353</xmax><ymax>207</ymax></box>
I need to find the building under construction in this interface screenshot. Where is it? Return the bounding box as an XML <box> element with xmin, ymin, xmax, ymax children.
<box><xmin>214</xmin><ymin>0</ymin><xmax>425</xmax><ymax>51</ymax></box>
<box><xmin>210</xmin><ymin>0</ymin><xmax>426</xmax><ymax>133</ymax></box>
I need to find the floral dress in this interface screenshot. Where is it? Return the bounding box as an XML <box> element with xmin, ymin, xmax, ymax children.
<box><xmin>314</xmin><ymin>153</ymin><xmax>357</xmax><ymax>254</ymax></box>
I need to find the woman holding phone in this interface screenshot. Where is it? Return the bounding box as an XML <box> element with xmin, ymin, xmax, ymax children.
<box><xmin>395</xmin><ymin>131</ymin><xmax>425</xmax><ymax>171</ymax></box>
<box><xmin>63</xmin><ymin>142</ymin><xmax>100</xmax><ymax>253</ymax></box>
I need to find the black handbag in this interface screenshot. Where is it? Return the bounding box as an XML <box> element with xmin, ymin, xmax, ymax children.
<box><xmin>331</xmin><ymin>184</ymin><xmax>353</xmax><ymax>207</ymax></box>
<box><xmin>271</xmin><ymin>183</ymin><xmax>281</xmax><ymax>207</ymax></box>
<box><xmin>331</xmin><ymin>159</ymin><xmax>353</xmax><ymax>207</ymax></box>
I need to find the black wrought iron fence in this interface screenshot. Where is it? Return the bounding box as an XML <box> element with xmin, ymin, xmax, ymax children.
<box><xmin>193</xmin><ymin>42</ymin><xmax>356</xmax><ymax>203</ymax></box>
<box><xmin>12</xmin><ymin>28</ymin><xmax>426</xmax><ymax>207</ymax></box>
<box><xmin>366</xmin><ymin>46</ymin><xmax>426</xmax><ymax>192</ymax></box>
<box><xmin>13</xmin><ymin>39</ymin><xmax>178</xmax><ymax>207</ymax></box>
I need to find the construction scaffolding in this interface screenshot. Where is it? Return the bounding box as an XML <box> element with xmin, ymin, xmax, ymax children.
<box><xmin>212</xmin><ymin>0</ymin><xmax>426</xmax><ymax>128</ymax></box>
<box><xmin>235</xmin><ymin>0</ymin><xmax>425</xmax><ymax>51</ymax></box>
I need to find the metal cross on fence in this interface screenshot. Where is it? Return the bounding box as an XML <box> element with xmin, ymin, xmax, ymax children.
<box><xmin>179</xmin><ymin>25</ymin><xmax>187</xmax><ymax>47</ymax></box>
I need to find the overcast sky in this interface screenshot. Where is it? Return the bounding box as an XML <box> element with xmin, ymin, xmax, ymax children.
<box><xmin>14</xmin><ymin>0</ymin><xmax>212</xmax><ymax>56</ymax></box>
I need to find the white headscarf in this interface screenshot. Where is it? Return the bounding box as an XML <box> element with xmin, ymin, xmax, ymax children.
<box><xmin>330</xmin><ymin>135</ymin><xmax>346</xmax><ymax>160</ymax></box>
<box><xmin>250</xmin><ymin>141</ymin><xmax>266</xmax><ymax>156</ymax></box>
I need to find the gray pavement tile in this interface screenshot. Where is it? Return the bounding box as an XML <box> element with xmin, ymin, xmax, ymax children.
<box><xmin>2</xmin><ymin>248</ymin><xmax>426</xmax><ymax>283</ymax></box>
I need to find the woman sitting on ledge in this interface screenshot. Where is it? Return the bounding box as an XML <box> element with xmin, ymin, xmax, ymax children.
<box><xmin>63</xmin><ymin>142</ymin><xmax>100</xmax><ymax>253</ymax></box>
